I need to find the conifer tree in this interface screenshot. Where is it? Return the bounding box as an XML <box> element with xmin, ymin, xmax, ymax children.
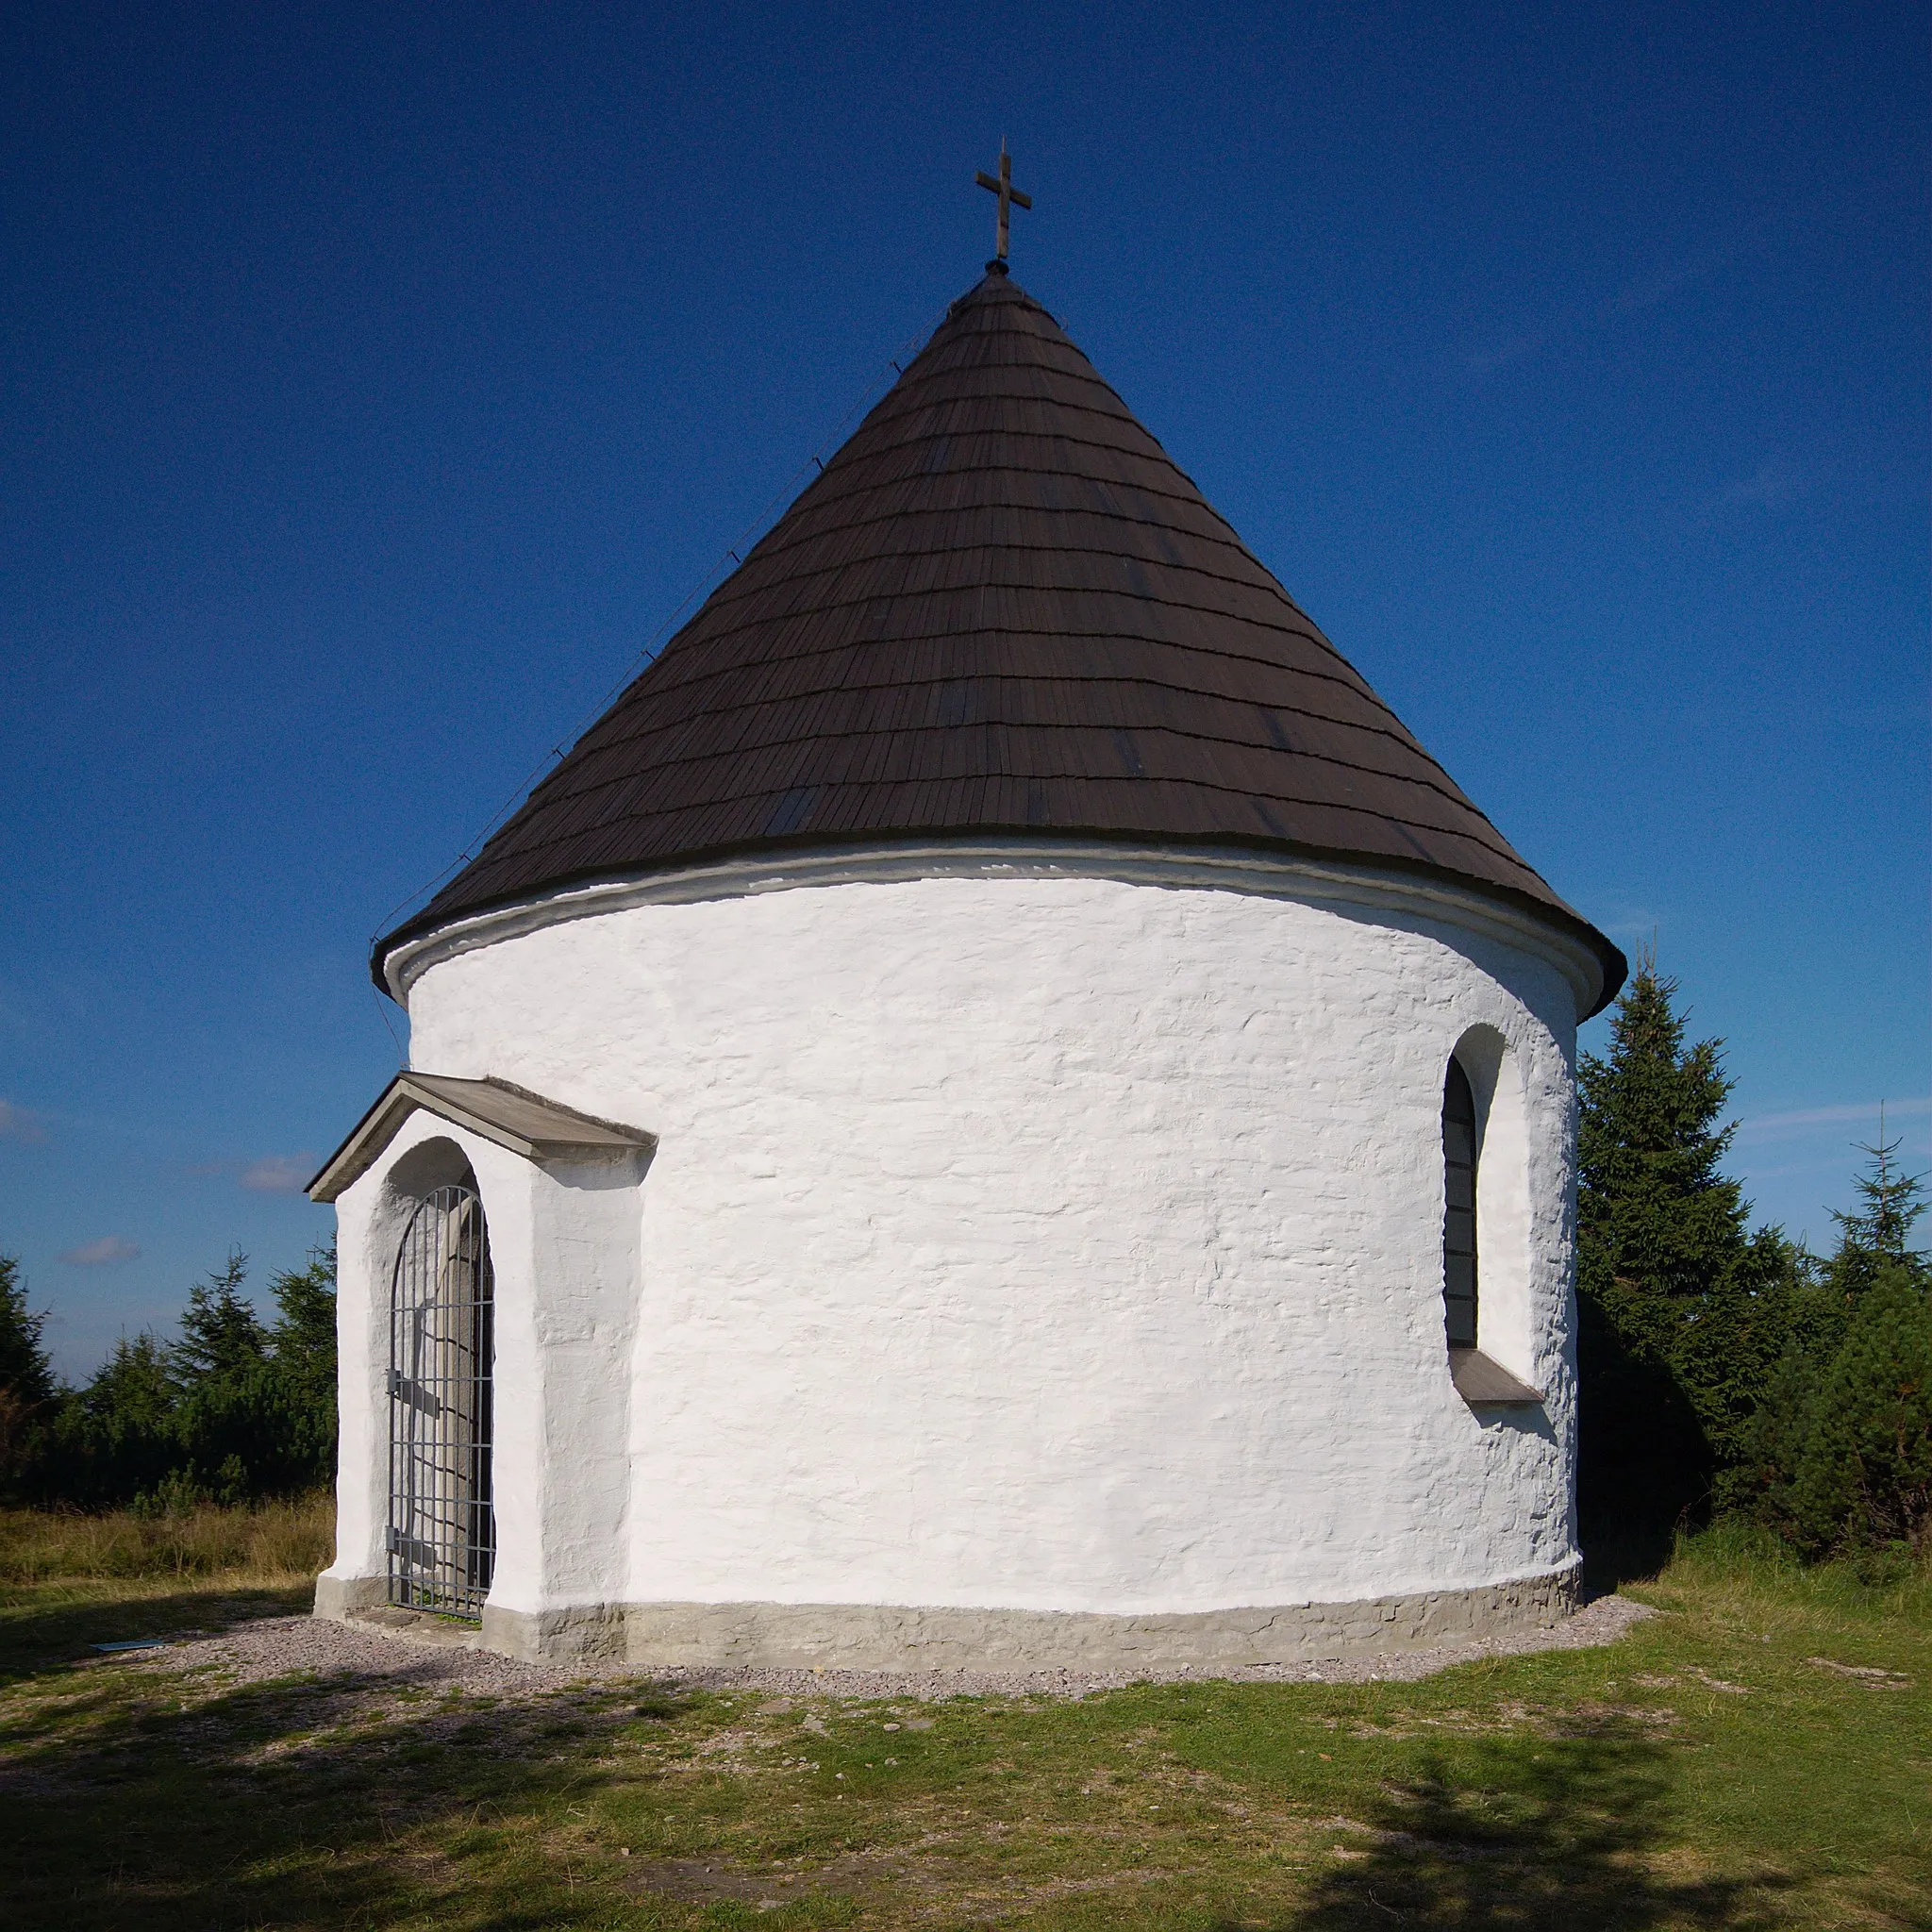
<box><xmin>33</xmin><ymin>1244</ymin><xmax>336</xmax><ymax>1507</ymax></box>
<box><xmin>170</xmin><ymin>1250</ymin><xmax>268</xmax><ymax>1390</ymax></box>
<box><xmin>1731</xmin><ymin>1342</ymin><xmax>1820</xmax><ymax>1536</ymax></box>
<box><xmin>1578</xmin><ymin>962</ymin><xmax>1749</xmax><ymax>1314</ymax></box>
<box><xmin>51</xmin><ymin>1330</ymin><xmax>179</xmax><ymax>1504</ymax></box>
<box><xmin>185</xmin><ymin>1244</ymin><xmax>339</xmax><ymax>1498</ymax></box>
<box><xmin>265</xmin><ymin>1244</ymin><xmax>339</xmax><ymax>1480</ymax></box>
<box><xmin>1738</xmin><ymin>1144</ymin><xmax>1932</xmax><ymax>1555</ymax></box>
<box><xmin>1680</xmin><ymin>1223</ymin><xmax>1818</xmax><ymax>1506</ymax></box>
<box><xmin>1785</xmin><ymin>1260</ymin><xmax>1932</xmax><ymax>1554</ymax></box>
<box><xmin>1575</xmin><ymin>958</ymin><xmax>1756</xmax><ymax>1532</ymax></box>
<box><xmin>0</xmin><ymin>1254</ymin><xmax>56</xmax><ymax>1408</ymax></box>
<box><xmin>158</xmin><ymin>1245</ymin><xmax>339</xmax><ymax>1502</ymax></box>
<box><xmin>1822</xmin><ymin>1131</ymin><xmax>1931</xmax><ymax>1307</ymax></box>
<box><xmin>75</xmin><ymin>1332</ymin><xmax>175</xmax><ymax>1438</ymax></box>
<box><xmin>0</xmin><ymin>1253</ymin><xmax>57</xmax><ymax>1494</ymax></box>
<box><xmin>267</xmin><ymin>1244</ymin><xmax>337</xmax><ymax>1403</ymax></box>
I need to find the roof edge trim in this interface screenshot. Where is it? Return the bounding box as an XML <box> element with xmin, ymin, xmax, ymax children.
<box><xmin>375</xmin><ymin>836</ymin><xmax>1626</xmax><ymax>1022</ymax></box>
<box><xmin>307</xmin><ymin>1073</ymin><xmax>656</xmax><ymax>1204</ymax></box>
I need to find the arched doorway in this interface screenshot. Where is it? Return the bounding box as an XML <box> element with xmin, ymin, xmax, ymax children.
<box><xmin>388</xmin><ymin>1183</ymin><xmax>495</xmax><ymax>1613</ymax></box>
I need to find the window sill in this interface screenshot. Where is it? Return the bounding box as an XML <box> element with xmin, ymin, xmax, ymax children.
<box><xmin>1449</xmin><ymin>1347</ymin><xmax>1543</xmax><ymax>1407</ymax></box>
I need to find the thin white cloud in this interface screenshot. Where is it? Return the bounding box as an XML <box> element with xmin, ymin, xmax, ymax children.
<box><xmin>0</xmin><ymin>1098</ymin><xmax>47</xmax><ymax>1143</ymax></box>
<box><xmin>59</xmin><ymin>1235</ymin><xmax>140</xmax><ymax>1266</ymax></box>
<box><xmin>239</xmin><ymin>1154</ymin><xmax>316</xmax><ymax>1195</ymax></box>
<box><xmin>1462</xmin><ymin>242</ymin><xmax>1724</xmax><ymax>382</ymax></box>
<box><xmin>1599</xmin><ymin>912</ymin><xmax>1663</xmax><ymax>948</ymax></box>
<box><xmin>1738</xmin><ymin>1098</ymin><xmax>1932</xmax><ymax>1141</ymax></box>
<box><xmin>1721</xmin><ymin>458</ymin><xmax>1806</xmax><ymax>508</ymax></box>
<box><xmin>187</xmin><ymin>1152</ymin><xmax>318</xmax><ymax>1192</ymax></box>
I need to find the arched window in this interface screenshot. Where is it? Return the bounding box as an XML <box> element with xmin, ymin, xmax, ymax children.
<box><xmin>388</xmin><ymin>1183</ymin><xmax>495</xmax><ymax>1615</ymax></box>
<box><xmin>1441</xmin><ymin>1058</ymin><xmax>1478</xmax><ymax>1349</ymax></box>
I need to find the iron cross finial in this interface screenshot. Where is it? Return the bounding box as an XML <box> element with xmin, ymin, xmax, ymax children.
<box><xmin>974</xmin><ymin>142</ymin><xmax>1032</xmax><ymax>266</ymax></box>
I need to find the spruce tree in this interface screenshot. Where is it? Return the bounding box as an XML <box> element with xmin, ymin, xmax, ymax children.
<box><xmin>26</xmin><ymin>1244</ymin><xmax>337</xmax><ymax>1507</ymax></box>
<box><xmin>170</xmin><ymin>1250</ymin><xmax>268</xmax><ymax>1389</ymax></box>
<box><xmin>267</xmin><ymin>1244</ymin><xmax>337</xmax><ymax>1404</ymax></box>
<box><xmin>266</xmin><ymin>1244</ymin><xmax>339</xmax><ymax>1483</ymax></box>
<box><xmin>1738</xmin><ymin>1144</ymin><xmax>1932</xmax><ymax>1556</ymax></box>
<box><xmin>190</xmin><ymin>1244</ymin><xmax>340</xmax><ymax>1498</ymax></box>
<box><xmin>1732</xmin><ymin>1341</ymin><xmax>1821</xmax><ymax>1537</ymax></box>
<box><xmin>1786</xmin><ymin>1260</ymin><xmax>1932</xmax><ymax>1555</ymax></box>
<box><xmin>1575</xmin><ymin>958</ymin><xmax>1756</xmax><ymax>1534</ymax></box>
<box><xmin>1822</xmin><ymin>1132</ymin><xmax>1930</xmax><ymax>1306</ymax></box>
<box><xmin>154</xmin><ymin>1246</ymin><xmax>339</xmax><ymax>1502</ymax></box>
<box><xmin>1683</xmin><ymin>1224</ymin><xmax>1818</xmax><ymax>1507</ymax></box>
<box><xmin>0</xmin><ymin>1253</ymin><xmax>57</xmax><ymax>1495</ymax></box>
<box><xmin>51</xmin><ymin>1331</ymin><xmax>179</xmax><ymax>1504</ymax></box>
<box><xmin>0</xmin><ymin>1254</ymin><xmax>56</xmax><ymax>1407</ymax></box>
<box><xmin>75</xmin><ymin>1332</ymin><xmax>176</xmax><ymax>1437</ymax></box>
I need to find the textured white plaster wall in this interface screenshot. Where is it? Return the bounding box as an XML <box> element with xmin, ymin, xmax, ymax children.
<box><xmin>399</xmin><ymin>866</ymin><xmax>1582</xmax><ymax>1619</ymax></box>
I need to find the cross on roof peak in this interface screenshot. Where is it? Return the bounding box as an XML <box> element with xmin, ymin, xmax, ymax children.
<box><xmin>974</xmin><ymin>143</ymin><xmax>1032</xmax><ymax>268</ymax></box>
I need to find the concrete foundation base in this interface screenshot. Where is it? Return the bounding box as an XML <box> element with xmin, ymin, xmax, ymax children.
<box><xmin>318</xmin><ymin>1567</ymin><xmax>1580</xmax><ymax>1672</ymax></box>
<box><xmin>312</xmin><ymin>1572</ymin><xmax>388</xmax><ymax>1621</ymax></box>
<box><xmin>482</xmin><ymin>1599</ymin><xmax>630</xmax><ymax>1664</ymax></box>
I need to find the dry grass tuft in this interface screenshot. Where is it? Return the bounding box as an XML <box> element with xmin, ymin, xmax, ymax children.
<box><xmin>0</xmin><ymin>1493</ymin><xmax>333</xmax><ymax>1586</ymax></box>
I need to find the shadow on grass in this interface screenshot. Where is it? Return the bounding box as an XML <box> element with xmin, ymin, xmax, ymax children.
<box><xmin>1</xmin><ymin>1587</ymin><xmax>688</xmax><ymax>1932</ymax></box>
<box><xmin>0</xmin><ymin>1582</ymin><xmax>315</xmax><ymax>1686</ymax></box>
<box><xmin>5</xmin><ymin>1591</ymin><xmax>1809</xmax><ymax>1932</ymax></box>
<box><xmin>1276</xmin><ymin>1724</ymin><xmax>1790</xmax><ymax>1931</ymax></box>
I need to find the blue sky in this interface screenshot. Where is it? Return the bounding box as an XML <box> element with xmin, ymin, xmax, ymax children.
<box><xmin>3</xmin><ymin>1</ymin><xmax>1925</xmax><ymax>1376</ymax></box>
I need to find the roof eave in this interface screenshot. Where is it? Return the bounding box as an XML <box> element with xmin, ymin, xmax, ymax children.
<box><xmin>371</xmin><ymin>828</ymin><xmax>1627</xmax><ymax>1022</ymax></box>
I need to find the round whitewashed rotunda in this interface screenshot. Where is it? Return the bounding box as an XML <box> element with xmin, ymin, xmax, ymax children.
<box><xmin>310</xmin><ymin>257</ymin><xmax>1624</xmax><ymax>1669</ymax></box>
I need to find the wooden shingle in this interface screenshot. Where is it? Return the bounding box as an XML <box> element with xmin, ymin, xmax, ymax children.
<box><xmin>376</xmin><ymin>267</ymin><xmax>1622</xmax><ymax>1009</ymax></box>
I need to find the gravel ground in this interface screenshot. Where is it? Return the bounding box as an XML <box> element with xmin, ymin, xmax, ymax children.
<box><xmin>112</xmin><ymin>1593</ymin><xmax>1656</xmax><ymax>1706</ymax></box>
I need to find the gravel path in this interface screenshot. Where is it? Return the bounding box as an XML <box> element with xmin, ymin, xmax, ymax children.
<box><xmin>114</xmin><ymin>1593</ymin><xmax>1656</xmax><ymax>1706</ymax></box>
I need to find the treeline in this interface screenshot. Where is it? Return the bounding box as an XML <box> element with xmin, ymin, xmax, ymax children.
<box><xmin>0</xmin><ymin>1246</ymin><xmax>336</xmax><ymax>1511</ymax></box>
<box><xmin>1578</xmin><ymin>962</ymin><xmax>1931</xmax><ymax>1562</ymax></box>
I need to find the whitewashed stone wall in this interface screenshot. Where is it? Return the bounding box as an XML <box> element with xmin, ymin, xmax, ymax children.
<box><xmin>348</xmin><ymin>846</ymin><xmax>1588</xmax><ymax>1644</ymax></box>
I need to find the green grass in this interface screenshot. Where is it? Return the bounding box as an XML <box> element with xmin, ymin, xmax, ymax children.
<box><xmin>0</xmin><ymin>1517</ymin><xmax>1925</xmax><ymax>1928</ymax></box>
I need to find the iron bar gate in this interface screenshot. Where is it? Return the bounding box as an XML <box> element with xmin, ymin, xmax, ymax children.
<box><xmin>387</xmin><ymin>1185</ymin><xmax>495</xmax><ymax>1615</ymax></box>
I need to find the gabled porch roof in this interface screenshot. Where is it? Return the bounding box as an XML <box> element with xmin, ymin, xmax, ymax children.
<box><xmin>308</xmin><ymin>1072</ymin><xmax>654</xmax><ymax>1203</ymax></box>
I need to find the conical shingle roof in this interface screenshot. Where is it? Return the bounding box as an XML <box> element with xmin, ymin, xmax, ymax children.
<box><xmin>377</xmin><ymin>267</ymin><xmax>1623</xmax><ymax>1011</ymax></box>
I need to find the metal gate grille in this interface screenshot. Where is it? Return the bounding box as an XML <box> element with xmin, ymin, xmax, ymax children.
<box><xmin>388</xmin><ymin>1185</ymin><xmax>495</xmax><ymax>1615</ymax></box>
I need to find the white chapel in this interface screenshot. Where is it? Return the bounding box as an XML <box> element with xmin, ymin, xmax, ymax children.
<box><xmin>308</xmin><ymin>230</ymin><xmax>1624</xmax><ymax>1668</ymax></box>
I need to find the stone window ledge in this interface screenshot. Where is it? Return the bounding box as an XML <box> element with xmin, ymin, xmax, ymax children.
<box><xmin>1450</xmin><ymin>1347</ymin><xmax>1543</xmax><ymax>1407</ymax></box>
